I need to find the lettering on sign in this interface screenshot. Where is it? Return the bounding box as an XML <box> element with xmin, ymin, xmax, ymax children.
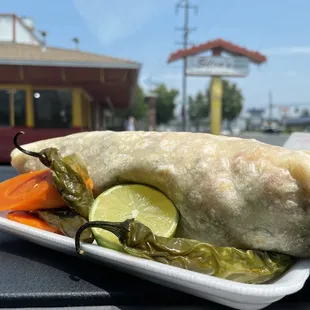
<box><xmin>186</xmin><ymin>56</ymin><xmax>249</xmax><ymax>77</ymax></box>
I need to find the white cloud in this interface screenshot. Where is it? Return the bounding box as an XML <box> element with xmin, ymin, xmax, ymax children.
<box><xmin>262</xmin><ymin>47</ymin><xmax>310</xmax><ymax>56</ymax></box>
<box><xmin>73</xmin><ymin>0</ymin><xmax>172</xmax><ymax>47</ymax></box>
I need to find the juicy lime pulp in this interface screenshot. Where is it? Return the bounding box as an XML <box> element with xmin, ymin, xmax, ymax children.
<box><xmin>89</xmin><ymin>184</ymin><xmax>179</xmax><ymax>252</ymax></box>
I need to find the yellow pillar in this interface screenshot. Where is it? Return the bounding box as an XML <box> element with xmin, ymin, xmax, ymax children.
<box><xmin>88</xmin><ymin>100</ymin><xmax>92</xmax><ymax>129</ymax></box>
<box><xmin>210</xmin><ymin>77</ymin><xmax>223</xmax><ymax>135</ymax></box>
<box><xmin>26</xmin><ymin>85</ymin><xmax>34</xmax><ymax>127</ymax></box>
<box><xmin>84</xmin><ymin>98</ymin><xmax>89</xmax><ymax>128</ymax></box>
<box><xmin>72</xmin><ymin>88</ymin><xmax>82</xmax><ymax>128</ymax></box>
<box><xmin>10</xmin><ymin>90</ymin><xmax>15</xmax><ymax>127</ymax></box>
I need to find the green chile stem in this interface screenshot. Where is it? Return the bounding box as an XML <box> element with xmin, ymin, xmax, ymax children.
<box><xmin>75</xmin><ymin>219</ymin><xmax>133</xmax><ymax>254</ymax></box>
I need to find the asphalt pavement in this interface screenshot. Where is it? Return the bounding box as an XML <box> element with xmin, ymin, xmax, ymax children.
<box><xmin>239</xmin><ymin>132</ymin><xmax>290</xmax><ymax>147</ymax></box>
<box><xmin>0</xmin><ymin>165</ymin><xmax>17</xmax><ymax>181</ymax></box>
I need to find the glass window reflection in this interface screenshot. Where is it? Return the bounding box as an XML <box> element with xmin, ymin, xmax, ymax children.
<box><xmin>33</xmin><ymin>89</ymin><xmax>72</xmax><ymax>128</ymax></box>
<box><xmin>14</xmin><ymin>90</ymin><xmax>26</xmax><ymax>127</ymax></box>
<box><xmin>0</xmin><ymin>90</ymin><xmax>10</xmax><ymax>127</ymax></box>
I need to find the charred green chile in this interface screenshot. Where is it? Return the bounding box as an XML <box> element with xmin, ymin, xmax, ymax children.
<box><xmin>13</xmin><ymin>131</ymin><xmax>94</xmax><ymax>219</ymax></box>
<box><xmin>75</xmin><ymin>219</ymin><xmax>294</xmax><ymax>284</ymax></box>
<box><xmin>34</xmin><ymin>208</ymin><xmax>94</xmax><ymax>243</ymax></box>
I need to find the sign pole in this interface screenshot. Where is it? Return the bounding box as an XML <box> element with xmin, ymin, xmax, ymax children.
<box><xmin>168</xmin><ymin>39</ymin><xmax>267</xmax><ymax>135</ymax></box>
<box><xmin>210</xmin><ymin>48</ymin><xmax>222</xmax><ymax>135</ymax></box>
<box><xmin>210</xmin><ymin>77</ymin><xmax>223</xmax><ymax>135</ymax></box>
<box><xmin>182</xmin><ymin>57</ymin><xmax>188</xmax><ymax>131</ymax></box>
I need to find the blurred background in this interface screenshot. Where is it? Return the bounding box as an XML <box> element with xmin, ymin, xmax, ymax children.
<box><xmin>0</xmin><ymin>0</ymin><xmax>309</xmax><ymax>162</ymax></box>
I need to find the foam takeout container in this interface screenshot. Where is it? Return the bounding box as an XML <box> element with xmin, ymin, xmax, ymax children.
<box><xmin>1</xmin><ymin>133</ymin><xmax>310</xmax><ymax>309</ymax></box>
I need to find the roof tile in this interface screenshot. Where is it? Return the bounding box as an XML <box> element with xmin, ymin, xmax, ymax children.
<box><xmin>168</xmin><ymin>38</ymin><xmax>267</xmax><ymax>64</ymax></box>
<box><xmin>0</xmin><ymin>42</ymin><xmax>139</xmax><ymax>65</ymax></box>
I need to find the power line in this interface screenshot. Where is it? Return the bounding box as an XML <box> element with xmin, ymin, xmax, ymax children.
<box><xmin>174</xmin><ymin>0</ymin><xmax>199</xmax><ymax>131</ymax></box>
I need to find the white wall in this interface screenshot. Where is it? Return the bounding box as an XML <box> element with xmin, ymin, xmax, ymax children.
<box><xmin>0</xmin><ymin>16</ymin><xmax>13</xmax><ymax>41</ymax></box>
<box><xmin>0</xmin><ymin>15</ymin><xmax>40</xmax><ymax>45</ymax></box>
<box><xmin>15</xmin><ymin>18</ymin><xmax>39</xmax><ymax>45</ymax></box>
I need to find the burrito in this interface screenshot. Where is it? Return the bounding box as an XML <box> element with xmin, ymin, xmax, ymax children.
<box><xmin>10</xmin><ymin>130</ymin><xmax>310</xmax><ymax>258</ymax></box>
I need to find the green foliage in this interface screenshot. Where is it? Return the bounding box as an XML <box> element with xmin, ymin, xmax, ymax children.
<box><xmin>207</xmin><ymin>79</ymin><xmax>244</xmax><ymax>121</ymax></box>
<box><xmin>152</xmin><ymin>84</ymin><xmax>179</xmax><ymax>124</ymax></box>
<box><xmin>188</xmin><ymin>91</ymin><xmax>209</xmax><ymax>130</ymax></box>
<box><xmin>188</xmin><ymin>78</ymin><xmax>243</xmax><ymax>130</ymax></box>
<box><xmin>120</xmin><ymin>78</ymin><xmax>243</xmax><ymax>131</ymax></box>
<box><xmin>131</xmin><ymin>85</ymin><xmax>147</xmax><ymax>120</ymax></box>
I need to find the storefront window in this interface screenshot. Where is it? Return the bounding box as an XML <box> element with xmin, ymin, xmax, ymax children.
<box><xmin>0</xmin><ymin>90</ymin><xmax>10</xmax><ymax>127</ymax></box>
<box><xmin>81</xmin><ymin>92</ymin><xmax>91</xmax><ymax>128</ymax></box>
<box><xmin>14</xmin><ymin>90</ymin><xmax>26</xmax><ymax>126</ymax></box>
<box><xmin>33</xmin><ymin>89</ymin><xmax>72</xmax><ymax>128</ymax></box>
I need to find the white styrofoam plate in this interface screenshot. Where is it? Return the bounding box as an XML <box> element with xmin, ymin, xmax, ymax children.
<box><xmin>0</xmin><ymin>212</ymin><xmax>309</xmax><ymax>310</ymax></box>
<box><xmin>1</xmin><ymin>133</ymin><xmax>310</xmax><ymax>309</ymax></box>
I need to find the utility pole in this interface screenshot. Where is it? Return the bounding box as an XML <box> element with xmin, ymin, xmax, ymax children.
<box><xmin>268</xmin><ymin>90</ymin><xmax>273</xmax><ymax>126</ymax></box>
<box><xmin>175</xmin><ymin>0</ymin><xmax>198</xmax><ymax>131</ymax></box>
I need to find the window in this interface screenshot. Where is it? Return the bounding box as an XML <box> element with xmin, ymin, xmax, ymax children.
<box><xmin>33</xmin><ymin>89</ymin><xmax>72</xmax><ymax>128</ymax></box>
<box><xmin>0</xmin><ymin>90</ymin><xmax>10</xmax><ymax>127</ymax></box>
<box><xmin>81</xmin><ymin>92</ymin><xmax>92</xmax><ymax>128</ymax></box>
<box><xmin>14</xmin><ymin>90</ymin><xmax>26</xmax><ymax>126</ymax></box>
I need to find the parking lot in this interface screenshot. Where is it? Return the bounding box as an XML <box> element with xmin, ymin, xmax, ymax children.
<box><xmin>240</xmin><ymin>132</ymin><xmax>290</xmax><ymax>147</ymax></box>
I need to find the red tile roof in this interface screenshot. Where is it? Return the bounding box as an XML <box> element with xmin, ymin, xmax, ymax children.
<box><xmin>168</xmin><ymin>38</ymin><xmax>267</xmax><ymax>64</ymax></box>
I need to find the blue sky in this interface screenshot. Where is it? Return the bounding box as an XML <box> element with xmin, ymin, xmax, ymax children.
<box><xmin>2</xmin><ymin>0</ymin><xmax>310</xmax><ymax>117</ymax></box>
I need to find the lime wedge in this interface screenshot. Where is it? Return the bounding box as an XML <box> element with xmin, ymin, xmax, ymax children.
<box><xmin>89</xmin><ymin>184</ymin><xmax>179</xmax><ymax>252</ymax></box>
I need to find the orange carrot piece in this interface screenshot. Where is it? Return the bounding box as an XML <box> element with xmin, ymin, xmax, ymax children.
<box><xmin>86</xmin><ymin>177</ymin><xmax>94</xmax><ymax>191</ymax></box>
<box><xmin>7</xmin><ymin>211</ymin><xmax>62</xmax><ymax>234</ymax></box>
<box><xmin>0</xmin><ymin>169</ymin><xmax>65</xmax><ymax>212</ymax></box>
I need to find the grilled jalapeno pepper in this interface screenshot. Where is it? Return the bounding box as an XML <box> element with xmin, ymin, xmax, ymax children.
<box><xmin>14</xmin><ymin>131</ymin><xmax>94</xmax><ymax>219</ymax></box>
<box><xmin>75</xmin><ymin>219</ymin><xmax>294</xmax><ymax>284</ymax></box>
<box><xmin>35</xmin><ymin>208</ymin><xmax>94</xmax><ymax>243</ymax></box>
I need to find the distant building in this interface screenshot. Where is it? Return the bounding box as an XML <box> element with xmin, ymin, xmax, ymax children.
<box><xmin>246</xmin><ymin>108</ymin><xmax>265</xmax><ymax>131</ymax></box>
<box><xmin>0</xmin><ymin>13</ymin><xmax>141</xmax><ymax>162</ymax></box>
<box><xmin>283</xmin><ymin>117</ymin><xmax>310</xmax><ymax>132</ymax></box>
<box><xmin>262</xmin><ymin>119</ymin><xmax>282</xmax><ymax>130</ymax></box>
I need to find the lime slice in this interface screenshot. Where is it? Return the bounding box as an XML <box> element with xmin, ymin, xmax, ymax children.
<box><xmin>89</xmin><ymin>184</ymin><xmax>179</xmax><ymax>252</ymax></box>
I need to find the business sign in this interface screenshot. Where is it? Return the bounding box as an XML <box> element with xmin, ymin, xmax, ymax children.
<box><xmin>186</xmin><ymin>55</ymin><xmax>249</xmax><ymax>77</ymax></box>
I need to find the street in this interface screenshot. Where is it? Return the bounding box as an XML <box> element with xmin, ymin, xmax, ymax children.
<box><xmin>240</xmin><ymin>132</ymin><xmax>290</xmax><ymax>147</ymax></box>
<box><xmin>0</xmin><ymin>165</ymin><xmax>17</xmax><ymax>182</ymax></box>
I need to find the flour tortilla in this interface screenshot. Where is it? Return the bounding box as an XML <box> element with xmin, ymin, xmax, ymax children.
<box><xmin>10</xmin><ymin>130</ymin><xmax>310</xmax><ymax>257</ymax></box>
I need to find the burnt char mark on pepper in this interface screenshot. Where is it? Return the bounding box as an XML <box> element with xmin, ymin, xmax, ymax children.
<box><xmin>75</xmin><ymin>219</ymin><xmax>294</xmax><ymax>284</ymax></box>
<box><xmin>14</xmin><ymin>131</ymin><xmax>52</xmax><ymax>167</ymax></box>
<box><xmin>75</xmin><ymin>219</ymin><xmax>133</xmax><ymax>254</ymax></box>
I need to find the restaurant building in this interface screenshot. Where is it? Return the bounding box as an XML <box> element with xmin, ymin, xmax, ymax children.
<box><xmin>0</xmin><ymin>14</ymin><xmax>141</xmax><ymax>163</ymax></box>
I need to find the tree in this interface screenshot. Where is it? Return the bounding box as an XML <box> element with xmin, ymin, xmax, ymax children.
<box><xmin>188</xmin><ymin>91</ymin><xmax>209</xmax><ymax>131</ymax></box>
<box><xmin>152</xmin><ymin>84</ymin><xmax>179</xmax><ymax>124</ymax></box>
<box><xmin>207</xmin><ymin>78</ymin><xmax>243</xmax><ymax>127</ymax></box>
<box><xmin>112</xmin><ymin>85</ymin><xmax>146</xmax><ymax>130</ymax></box>
<box><xmin>131</xmin><ymin>85</ymin><xmax>147</xmax><ymax>120</ymax></box>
